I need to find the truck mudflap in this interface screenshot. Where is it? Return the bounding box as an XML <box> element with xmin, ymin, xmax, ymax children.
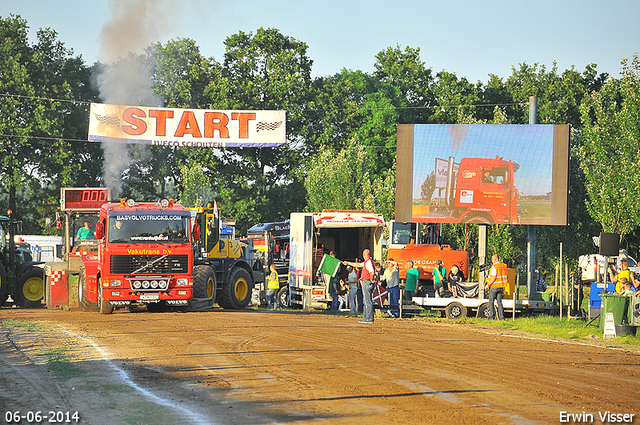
<box><xmin>187</xmin><ymin>297</ymin><xmax>215</xmax><ymax>311</ymax></box>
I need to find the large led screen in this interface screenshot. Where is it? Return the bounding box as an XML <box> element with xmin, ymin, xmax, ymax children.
<box><xmin>396</xmin><ymin>124</ymin><xmax>570</xmax><ymax>226</ymax></box>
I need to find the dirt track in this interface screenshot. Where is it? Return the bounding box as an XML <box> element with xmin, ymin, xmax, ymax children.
<box><xmin>1</xmin><ymin>307</ymin><xmax>639</xmax><ymax>425</ymax></box>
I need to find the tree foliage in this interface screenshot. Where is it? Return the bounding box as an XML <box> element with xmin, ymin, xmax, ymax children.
<box><xmin>304</xmin><ymin>142</ymin><xmax>395</xmax><ymax>219</ymax></box>
<box><xmin>579</xmin><ymin>54</ymin><xmax>640</xmax><ymax>237</ymax></box>
<box><xmin>0</xmin><ymin>15</ymin><xmax>99</xmax><ymax>232</ymax></box>
<box><xmin>3</xmin><ymin>13</ymin><xmax>637</xmax><ymax>268</ymax></box>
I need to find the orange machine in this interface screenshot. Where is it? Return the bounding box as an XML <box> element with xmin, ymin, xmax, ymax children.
<box><xmin>387</xmin><ymin>221</ymin><xmax>468</xmax><ymax>282</ymax></box>
<box><xmin>388</xmin><ymin>244</ymin><xmax>468</xmax><ymax>281</ymax></box>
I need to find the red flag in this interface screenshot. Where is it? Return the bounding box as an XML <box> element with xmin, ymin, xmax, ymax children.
<box><xmin>372</xmin><ymin>284</ymin><xmax>388</xmax><ymax>306</ymax></box>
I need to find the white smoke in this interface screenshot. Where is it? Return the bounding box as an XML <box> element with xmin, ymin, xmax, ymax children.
<box><xmin>95</xmin><ymin>0</ymin><xmax>176</xmax><ymax>198</ymax></box>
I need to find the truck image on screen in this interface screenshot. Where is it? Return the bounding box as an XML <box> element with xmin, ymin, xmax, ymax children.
<box><xmin>415</xmin><ymin>156</ymin><xmax>520</xmax><ymax>225</ymax></box>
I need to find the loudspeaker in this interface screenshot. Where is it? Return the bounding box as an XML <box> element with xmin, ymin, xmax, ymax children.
<box><xmin>599</xmin><ymin>232</ymin><xmax>619</xmax><ymax>257</ymax></box>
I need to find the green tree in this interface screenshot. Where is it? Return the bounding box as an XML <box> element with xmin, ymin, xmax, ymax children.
<box><xmin>373</xmin><ymin>45</ymin><xmax>434</xmax><ymax>124</ymax></box>
<box><xmin>506</xmin><ymin>61</ymin><xmax>608</xmax><ymax>126</ymax></box>
<box><xmin>304</xmin><ymin>141</ymin><xmax>395</xmax><ymax>219</ymax></box>
<box><xmin>430</xmin><ymin>71</ymin><xmax>481</xmax><ymax>124</ymax></box>
<box><xmin>202</xmin><ymin>28</ymin><xmax>313</xmax><ymax>231</ymax></box>
<box><xmin>420</xmin><ymin>172</ymin><xmax>435</xmax><ymax>204</ymax></box>
<box><xmin>178</xmin><ymin>162</ymin><xmax>212</xmax><ymax>208</ymax></box>
<box><xmin>0</xmin><ymin>15</ymin><xmax>100</xmax><ymax>231</ymax></box>
<box><xmin>579</xmin><ymin>54</ymin><xmax>640</xmax><ymax>237</ymax></box>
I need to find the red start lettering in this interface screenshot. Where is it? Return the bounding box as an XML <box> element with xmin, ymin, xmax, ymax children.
<box><xmin>149</xmin><ymin>109</ymin><xmax>174</xmax><ymax>136</ymax></box>
<box><xmin>174</xmin><ymin>111</ymin><xmax>202</xmax><ymax>138</ymax></box>
<box><xmin>123</xmin><ymin>109</ymin><xmax>258</xmax><ymax>139</ymax></box>
<box><xmin>122</xmin><ymin>108</ymin><xmax>147</xmax><ymax>135</ymax></box>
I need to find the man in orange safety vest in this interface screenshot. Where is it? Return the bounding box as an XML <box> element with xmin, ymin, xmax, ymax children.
<box><xmin>486</xmin><ymin>254</ymin><xmax>507</xmax><ymax>320</ymax></box>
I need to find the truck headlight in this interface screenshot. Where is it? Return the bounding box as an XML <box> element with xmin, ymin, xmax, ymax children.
<box><xmin>110</xmin><ymin>280</ymin><xmax>121</xmax><ymax>287</ymax></box>
<box><xmin>158</xmin><ymin>280</ymin><xmax>168</xmax><ymax>289</ymax></box>
<box><xmin>142</xmin><ymin>280</ymin><xmax>150</xmax><ymax>288</ymax></box>
<box><xmin>151</xmin><ymin>280</ymin><xmax>158</xmax><ymax>289</ymax></box>
<box><xmin>176</xmin><ymin>278</ymin><xmax>189</xmax><ymax>286</ymax></box>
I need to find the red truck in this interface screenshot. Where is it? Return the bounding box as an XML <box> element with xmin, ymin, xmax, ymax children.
<box><xmin>79</xmin><ymin>198</ymin><xmax>194</xmax><ymax>314</ymax></box>
<box><xmin>416</xmin><ymin>156</ymin><xmax>520</xmax><ymax>225</ymax></box>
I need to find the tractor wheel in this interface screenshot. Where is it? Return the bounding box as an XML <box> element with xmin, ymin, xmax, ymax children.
<box><xmin>97</xmin><ymin>284</ymin><xmax>113</xmax><ymax>314</ymax></box>
<box><xmin>476</xmin><ymin>303</ymin><xmax>491</xmax><ymax>319</ymax></box>
<box><xmin>193</xmin><ymin>265</ymin><xmax>216</xmax><ymax>300</ymax></box>
<box><xmin>445</xmin><ymin>302</ymin><xmax>467</xmax><ymax>319</ymax></box>
<box><xmin>15</xmin><ymin>267</ymin><xmax>45</xmax><ymax>308</ymax></box>
<box><xmin>277</xmin><ymin>286</ymin><xmax>290</xmax><ymax>309</ymax></box>
<box><xmin>217</xmin><ymin>267</ymin><xmax>253</xmax><ymax>309</ymax></box>
<box><xmin>0</xmin><ymin>265</ymin><xmax>8</xmax><ymax>306</ymax></box>
<box><xmin>78</xmin><ymin>268</ymin><xmax>97</xmax><ymax>312</ymax></box>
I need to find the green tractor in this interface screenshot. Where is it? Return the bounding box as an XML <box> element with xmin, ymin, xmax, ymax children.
<box><xmin>0</xmin><ymin>215</ymin><xmax>45</xmax><ymax>308</ymax></box>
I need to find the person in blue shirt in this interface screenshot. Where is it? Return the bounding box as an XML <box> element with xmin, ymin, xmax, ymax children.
<box><xmin>76</xmin><ymin>221</ymin><xmax>95</xmax><ymax>240</ymax></box>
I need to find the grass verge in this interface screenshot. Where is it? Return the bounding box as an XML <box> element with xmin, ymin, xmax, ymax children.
<box><xmin>456</xmin><ymin>315</ymin><xmax>640</xmax><ymax>346</ymax></box>
<box><xmin>43</xmin><ymin>347</ymin><xmax>85</xmax><ymax>380</ymax></box>
<box><xmin>0</xmin><ymin>318</ymin><xmax>52</xmax><ymax>332</ymax></box>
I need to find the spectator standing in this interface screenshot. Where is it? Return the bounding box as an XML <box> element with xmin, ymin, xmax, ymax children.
<box><xmin>383</xmin><ymin>258</ymin><xmax>400</xmax><ymax>318</ymax></box>
<box><xmin>356</xmin><ymin>265</ymin><xmax>364</xmax><ymax>313</ymax></box>
<box><xmin>405</xmin><ymin>260</ymin><xmax>419</xmax><ymax>301</ymax></box>
<box><xmin>432</xmin><ymin>259</ymin><xmax>447</xmax><ymax>297</ymax></box>
<box><xmin>486</xmin><ymin>254</ymin><xmax>507</xmax><ymax>320</ymax></box>
<box><xmin>373</xmin><ymin>262</ymin><xmax>383</xmax><ymax>286</ymax></box>
<box><xmin>328</xmin><ymin>251</ymin><xmax>341</xmax><ymax>311</ymax></box>
<box><xmin>534</xmin><ymin>270</ymin><xmax>547</xmax><ymax>292</ymax></box>
<box><xmin>347</xmin><ymin>266</ymin><xmax>358</xmax><ymax>312</ymax></box>
<box><xmin>266</xmin><ymin>263</ymin><xmax>279</xmax><ymax>309</ymax></box>
<box><xmin>344</xmin><ymin>249</ymin><xmax>376</xmax><ymax>324</ymax></box>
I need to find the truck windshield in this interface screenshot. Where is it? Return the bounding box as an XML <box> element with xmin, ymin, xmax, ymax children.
<box><xmin>391</xmin><ymin>222</ymin><xmax>416</xmax><ymax>245</ymax></box>
<box><xmin>107</xmin><ymin>213</ymin><xmax>190</xmax><ymax>244</ymax></box>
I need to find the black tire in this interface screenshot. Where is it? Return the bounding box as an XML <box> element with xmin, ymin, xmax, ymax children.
<box><xmin>445</xmin><ymin>302</ymin><xmax>467</xmax><ymax>319</ymax></box>
<box><xmin>476</xmin><ymin>303</ymin><xmax>490</xmax><ymax>319</ymax></box>
<box><xmin>97</xmin><ymin>284</ymin><xmax>113</xmax><ymax>314</ymax></box>
<box><xmin>217</xmin><ymin>267</ymin><xmax>253</xmax><ymax>309</ymax></box>
<box><xmin>15</xmin><ymin>267</ymin><xmax>45</xmax><ymax>308</ymax></box>
<box><xmin>277</xmin><ymin>286</ymin><xmax>289</xmax><ymax>309</ymax></box>
<box><xmin>193</xmin><ymin>265</ymin><xmax>216</xmax><ymax>299</ymax></box>
<box><xmin>78</xmin><ymin>268</ymin><xmax>97</xmax><ymax>312</ymax></box>
<box><xmin>0</xmin><ymin>265</ymin><xmax>8</xmax><ymax>306</ymax></box>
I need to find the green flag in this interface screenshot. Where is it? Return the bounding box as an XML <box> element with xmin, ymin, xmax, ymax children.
<box><xmin>318</xmin><ymin>254</ymin><xmax>341</xmax><ymax>277</ymax></box>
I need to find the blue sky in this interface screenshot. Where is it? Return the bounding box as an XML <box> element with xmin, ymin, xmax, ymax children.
<box><xmin>2</xmin><ymin>0</ymin><xmax>639</xmax><ymax>82</ymax></box>
<box><xmin>412</xmin><ymin>124</ymin><xmax>556</xmax><ymax>198</ymax></box>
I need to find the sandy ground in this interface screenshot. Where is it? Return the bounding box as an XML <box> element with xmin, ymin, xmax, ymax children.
<box><xmin>1</xmin><ymin>306</ymin><xmax>639</xmax><ymax>425</ymax></box>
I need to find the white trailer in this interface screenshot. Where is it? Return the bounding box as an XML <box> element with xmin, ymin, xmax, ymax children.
<box><xmin>287</xmin><ymin>211</ymin><xmax>385</xmax><ymax>309</ymax></box>
<box><xmin>410</xmin><ymin>292</ymin><xmax>557</xmax><ymax>319</ymax></box>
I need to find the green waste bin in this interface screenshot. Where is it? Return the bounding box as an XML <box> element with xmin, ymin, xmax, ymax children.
<box><xmin>599</xmin><ymin>294</ymin><xmax>630</xmax><ymax>328</ymax></box>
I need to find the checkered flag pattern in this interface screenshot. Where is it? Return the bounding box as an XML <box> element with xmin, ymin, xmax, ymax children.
<box><xmin>256</xmin><ymin>121</ymin><xmax>283</xmax><ymax>132</ymax></box>
<box><xmin>49</xmin><ymin>270</ymin><xmax>64</xmax><ymax>286</ymax></box>
<box><xmin>93</xmin><ymin>113</ymin><xmax>121</xmax><ymax>127</ymax></box>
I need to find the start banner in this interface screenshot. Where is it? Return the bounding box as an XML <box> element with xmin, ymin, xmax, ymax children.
<box><xmin>88</xmin><ymin>103</ymin><xmax>286</xmax><ymax>148</ymax></box>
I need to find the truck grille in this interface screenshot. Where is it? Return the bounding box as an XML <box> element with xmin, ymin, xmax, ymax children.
<box><xmin>110</xmin><ymin>255</ymin><xmax>189</xmax><ymax>274</ymax></box>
